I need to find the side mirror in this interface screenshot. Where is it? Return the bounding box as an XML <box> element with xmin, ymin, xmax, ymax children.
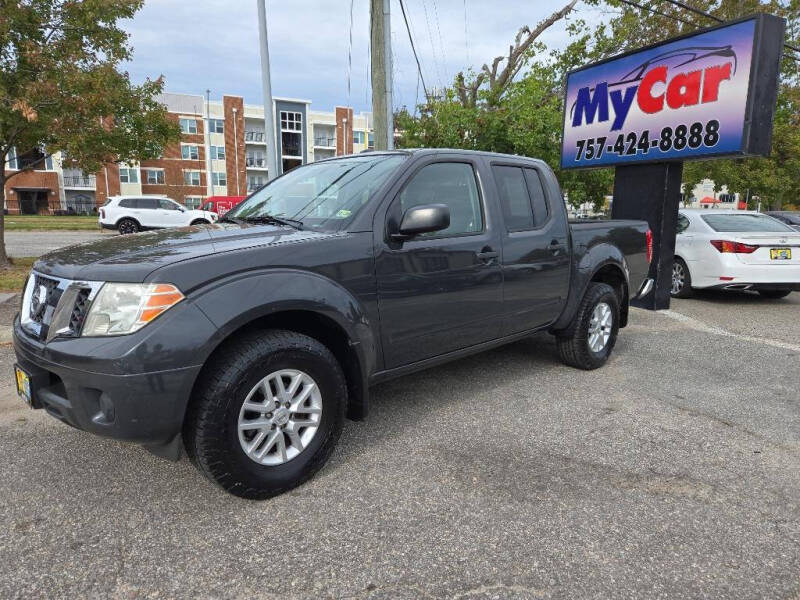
<box><xmin>393</xmin><ymin>204</ymin><xmax>450</xmax><ymax>240</ymax></box>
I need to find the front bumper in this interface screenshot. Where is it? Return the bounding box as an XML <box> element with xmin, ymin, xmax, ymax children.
<box><xmin>12</xmin><ymin>301</ymin><xmax>215</xmax><ymax>446</ymax></box>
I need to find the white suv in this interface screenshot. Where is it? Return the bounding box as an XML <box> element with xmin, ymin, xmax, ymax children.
<box><xmin>99</xmin><ymin>195</ymin><xmax>218</xmax><ymax>234</ymax></box>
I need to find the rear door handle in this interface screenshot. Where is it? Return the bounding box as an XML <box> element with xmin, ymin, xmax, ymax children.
<box><xmin>477</xmin><ymin>247</ymin><xmax>499</xmax><ymax>262</ymax></box>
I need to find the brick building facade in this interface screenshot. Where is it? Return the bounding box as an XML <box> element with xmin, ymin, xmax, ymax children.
<box><xmin>2</xmin><ymin>92</ymin><xmax>375</xmax><ymax>215</ymax></box>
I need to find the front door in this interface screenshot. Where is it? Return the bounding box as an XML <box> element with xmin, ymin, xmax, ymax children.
<box><xmin>157</xmin><ymin>198</ymin><xmax>187</xmax><ymax>227</ymax></box>
<box><xmin>375</xmin><ymin>159</ymin><xmax>504</xmax><ymax>369</ymax></box>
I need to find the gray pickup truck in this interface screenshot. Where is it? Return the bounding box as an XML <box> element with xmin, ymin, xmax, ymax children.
<box><xmin>13</xmin><ymin>150</ymin><xmax>652</xmax><ymax>499</ymax></box>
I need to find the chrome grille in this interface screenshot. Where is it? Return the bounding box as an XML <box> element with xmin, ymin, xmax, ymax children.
<box><xmin>21</xmin><ymin>271</ymin><xmax>103</xmax><ymax>341</ymax></box>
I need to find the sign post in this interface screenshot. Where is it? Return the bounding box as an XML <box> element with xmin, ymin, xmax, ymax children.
<box><xmin>561</xmin><ymin>13</ymin><xmax>785</xmax><ymax>309</ymax></box>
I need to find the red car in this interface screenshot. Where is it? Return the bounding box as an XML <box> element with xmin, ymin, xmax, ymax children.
<box><xmin>201</xmin><ymin>195</ymin><xmax>246</xmax><ymax>216</ymax></box>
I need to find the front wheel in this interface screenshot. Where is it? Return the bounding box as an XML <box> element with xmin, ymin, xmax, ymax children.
<box><xmin>757</xmin><ymin>289</ymin><xmax>792</xmax><ymax>299</ymax></box>
<box><xmin>556</xmin><ymin>282</ymin><xmax>620</xmax><ymax>370</ymax></box>
<box><xmin>190</xmin><ymin>219</ymin><xmax>210</xmax><ymax>226</ymax></box>
<box><xmin>184</xmin><ymin>330</ymin><xmax>346</xmax><ymax>500</ymax></box>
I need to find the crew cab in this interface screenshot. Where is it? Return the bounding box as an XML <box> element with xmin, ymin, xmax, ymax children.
<box><xmin>99</xmin><ymin>195</ymin><xmax>218</xmax><ymax>234</ymax></box>
<box><xmin>14</xmin><ymin>150</ymin><xmax>652</xmax><ymax>499</ymax></box>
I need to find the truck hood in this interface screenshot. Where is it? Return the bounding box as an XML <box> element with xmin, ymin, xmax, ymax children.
<box><xmin>34</xmin><ymin>223</ymin><xmax>340</xmax><ymax>282</ymax></box>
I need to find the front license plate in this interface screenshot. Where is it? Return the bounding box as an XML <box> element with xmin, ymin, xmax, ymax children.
<box><xmin>14</xmin><ymin>365</ymin><xmax>32</xmax><ymax>407</ymax></box>
<box><xmin>770</xmin><ymin>248</ymin><xmax>792</xmax><ymax>260</ymax></box>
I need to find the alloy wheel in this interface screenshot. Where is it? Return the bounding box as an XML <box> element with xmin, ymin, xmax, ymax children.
<box><xmin>672</xmin><ymin>262</ymin><xmax>685</xmax><ymax>295</ymax></box>
<box><xmin>587</xmin><ymin>302</ymin><xmax>613</xmax><ymax>353</ymax></box>
<box><xmin>237</xmin><ymin>369</ymin><xmax>323</xmax><ymax>466</ymax></box>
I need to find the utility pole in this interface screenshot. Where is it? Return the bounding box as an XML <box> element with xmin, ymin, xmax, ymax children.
<box><xmin>257</xmin><ymin>0</ymin><xmax>279</xmax><ymax>180</ymax></box>
<box><xmin>205</xmin><ymin>89</ymin><xmax>215</xmax><ymax>196</ymax></box>
<box><xmin>370</xmin><ymin>0</ymin><xmax>393</xmax><ymax>150</ymax></box>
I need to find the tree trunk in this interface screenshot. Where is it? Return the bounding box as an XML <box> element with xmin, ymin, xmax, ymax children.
<box><xmin>0</xmin><ymin>164</ymin><xmax>8</xmax><ymax>267</ymax></box>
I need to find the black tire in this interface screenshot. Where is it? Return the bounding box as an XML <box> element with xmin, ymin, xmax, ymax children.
<box><xmin>557</xmin><ymin>282</ymin><xmax>620</xmax><ymax>370</ymax></box>
<box><xmin>184</xmin><ymin>330</ymin><xmax>346</xmax><ymax>500</ymax></box>
<box><xmin>190</xmin><ymin>219</ymin><xmax>210</xmax><ymax>226</ymax></box>
<box><xmin>117</xmin><ymin>218</ymin><xmax>139</xmax><ymax>235</ymax></box>
<box><xmin>671</xmin><ymin>257</ymin><xmax>694</xmax><ymax>298</ymax></box>
<box><xmin>757</xmin><ymin>289</ymin><xmax>792</xmax><ymax>299</ymax></box>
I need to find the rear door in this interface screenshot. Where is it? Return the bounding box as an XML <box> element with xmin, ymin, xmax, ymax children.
<box><xmin>135</xmin><ymin>197</ymin><xmax>159</xmax><ymax>227</ymax></box>
<box><xmin>375</xmin><ymin>157</ymin><xmax>504</xmax><ymax>369</ymax></box>
<box><xmin>491</xmin><ymin>162</ymin><xmax>570</xmax><ymax>334</ymax></box>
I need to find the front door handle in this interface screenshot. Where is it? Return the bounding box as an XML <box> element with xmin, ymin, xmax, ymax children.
<box><xmin>477</xmin><ymin>247</ymin><xmax>499</xmax><ymax>263</ymax></box>
<box><xmin>547</xmin><ymin>240</ymin><xmax>562</xmax><ymax>254</ymax></box>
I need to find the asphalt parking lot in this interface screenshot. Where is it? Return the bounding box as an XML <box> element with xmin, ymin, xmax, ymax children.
<box><xmin>0</xmin><ymin>290</ymin><xmax>798</xmax><ymax>599</ymax></box>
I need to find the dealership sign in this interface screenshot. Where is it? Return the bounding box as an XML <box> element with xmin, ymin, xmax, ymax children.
<box><xmin>561</xmin><ymin>14</ymin><xmax>784</xmax><ymax>169</ymax></box>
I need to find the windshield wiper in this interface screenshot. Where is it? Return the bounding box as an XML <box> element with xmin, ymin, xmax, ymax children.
<box><xmin>219</xmin><ymin>215</ymin><xmax>243</xmax><ymax>224</ymax></box>
<box><xmin>244</xmin><ymin>215</ymin><xmax>304</xmax><ymax>230</ymax></box>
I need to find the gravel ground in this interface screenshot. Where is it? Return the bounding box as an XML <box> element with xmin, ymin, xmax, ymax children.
<box><xmin>5</xmin><ymin>230</ymin><xmax>110</xmax><ymax>257</ymax></box>
<box><xmin>0</xmin><ymin>293</ymin><xmax>798</xmax><ymax>599</ymax></box>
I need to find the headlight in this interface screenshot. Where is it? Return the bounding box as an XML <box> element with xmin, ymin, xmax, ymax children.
<box><xmin>82</xmin><ymin>283</ymin><xmax>184</xmax><ymax>336</ymax></box>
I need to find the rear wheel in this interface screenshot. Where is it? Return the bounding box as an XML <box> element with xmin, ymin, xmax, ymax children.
<box><xmin>184</xmin><ymin>330</ymin><xmax>346</xmax><ymax>500</ymax></box>
<box><xmin>757</xmin><ymin>289</ymin><xmax>792</xmax><ymax>299</ymax></box>
<box><xmin>557</xmin><ymin>282</ymin><xmax>620</xmax><ymax>370</ymax></box>
<box><xmin>671</xmin><ymin>258</ymin><xmax>693</xmax><ymax>298</ymax></box>
<box><xmin>117</xmin><ymin>218</ymin><xmax>139</xmax><ymax>235</ymax></box>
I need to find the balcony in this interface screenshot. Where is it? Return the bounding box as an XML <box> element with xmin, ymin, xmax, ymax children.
<box><xmin>63</xmin><ymin>175</ymin><xmax>96</xmax><ymax>188</ymax></box>
<box><xmin>314</xmin><ymin>137</ymin><xmax>336</xmax><ymax>148</ymax></box>
<box><xmin>245</xmin><ymin>131</ymin><xmax>265</xmax><ymax>142</ymax></box>
<box><xmin>246</xmin><ymin>157</ymin><xmax>266</xmax><ymax>168</ymax></box>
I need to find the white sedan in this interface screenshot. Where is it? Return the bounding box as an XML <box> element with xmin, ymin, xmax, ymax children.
<box><xmin>672</xmin><ymin>209</ymin><xmax>800</xmax><ymax>299</ymax></box>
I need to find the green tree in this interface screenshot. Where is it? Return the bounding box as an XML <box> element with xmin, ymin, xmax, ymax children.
<box><xmin>0</xmin><ymin>0</ymin><xmax>181</xmax><ymax>265</ymax></box>
<box><xmin>599</xmin><ymin>0</ymin><xmax>800</xmax><ymax>209</ymax></box>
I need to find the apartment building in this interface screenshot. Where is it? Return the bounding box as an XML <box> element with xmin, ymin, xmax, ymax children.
<box><xmin>2</xmin><ymin>92</ymin><xmax>375</xmax><ymax>214</ymax></box>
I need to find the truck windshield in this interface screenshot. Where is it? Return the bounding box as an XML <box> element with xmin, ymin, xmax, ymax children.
<box><xmin>225</xmin><ymin>154</ymin><xmax>406</xmax><ymax>231</ymax></box>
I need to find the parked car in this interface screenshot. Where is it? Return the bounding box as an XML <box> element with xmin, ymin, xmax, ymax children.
<box><xmin>672</xmin><ymin>209</ymin><xmax>800</xmax><ymax>299</ymax></box>
<box><xmin>14</xmin><ymin>150</ymin><xmax>652</xmax><ymax>499</ymax></box>
<box><xmin>201</xmin><ymin>195</ymin><xmax>246</xmax><ymax>216</ymax></box>
<box><xmin>99</xmin><ymin>195</ymin><xmax>218</xmax><ymax>234</ymax></box>
<box><xmin>765</xmin><ymin>211</ymin><xmax>800</xmax><ymax>232</ymax></box>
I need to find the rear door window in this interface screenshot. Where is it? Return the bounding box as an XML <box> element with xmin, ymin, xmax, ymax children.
<box><xmin>493</xmin><ymin>166</ymin><xmax>533</xmax><ymax>231</ymax></box>
<box><xmin>137</xmin><ymin>198</ymin><xmax>158</xmax><ymax>210</ymax></box>
<box><xmin>702</xmin><ymin>214</ymin><xmax>794</xmax><ymax>233</ymax></box>
<box><xmin>523</xmin><ymin>169</ymin><xmax>550</xmax><ymax>227</ymax></box>
<box><xmin>118</xmin><ymin>199</ymin><xmax>136</xmax><ymax>209</ymax></box>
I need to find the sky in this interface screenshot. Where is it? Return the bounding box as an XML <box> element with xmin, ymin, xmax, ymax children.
<box><xmin>121</xmin><ymin>0</ymin><xmax>597</xmax><ymax>113</ymax></box>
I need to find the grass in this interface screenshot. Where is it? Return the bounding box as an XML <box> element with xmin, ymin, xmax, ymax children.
<box><xmin>4</xmin><ymin>215</ymin><xmax>100</xmax><ymax>231</ymax></box>
<box><xmin>0</xmin><ymin>257</ymin><xmax>36</xmax><ymax>293</ymax></box>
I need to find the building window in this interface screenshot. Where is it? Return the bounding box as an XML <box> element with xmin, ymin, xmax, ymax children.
<box><xmin>247</xmin><ymin>175</ymin><xmax>265</xmax><ymax>192</ymax></box>
<box><xmin>246</xmin><ymin>151</ymin><xmax>265</xmax><ymax>167</ymax></box>
<box><xmin>280</xmin><ymin>111</ymin><xmax>302</xmax><ymax>131</ymax></box>
<box><xmin>212</xmin><ymin>172</ymin><xmax>227</xmax><ymax>186</ymax></box>
<box><xmin>210</xmin><ymin>145</ymin><xmax>226</xmax><ymax>160</ymax></box>
<box><xmin>282</xmin><ymin>158</ymin><xmax>302</xmax><ymax>173</ymax></box>
<box><xmin>144</xmin><ymin>169</ymin><xmax>165</xmax><ymax>184</ymax></box>
<box><xmin>184</xmin><ymin>171</ymin><xmax>201</xmax><ymax>186</ymax></box>
<box><xmin>119</xmin><ymin>167</ymin><xmax>139</xmax><ymax>184</ymax></box>
<box><xmin>353</xmin><ymin>131</ymin><xmax>366</xmax><ymax>145</ymax></box>
<box><xmin>7</xmin><ymin>147</ymin><xmax>17</xmax><ymax>170</ymax></box>
<box><xmin>368</xmin><ymin>132</ymin><xmax>374</xmax><ymax>149</ymax></box>
<box><xmin>281</xmin><ymin>131</ymin><xmax>302</xmax><ymax>157</ymax></box>
<box><xmin>209</xmin><ymin>119</ymin><xmax>224</xmax><ymax>134</ymax></box>
<box><xmin>179</xmin><ymin>118</ymin><xmax>198</xmax><ymax>134</ymax></box>
<box><xmin>184</xmin><ymin>196</ymin><xmax>203</xmax><ymax>210</ymax></box>
<box><xmin>181</xmin><ymin>144</ymin><xmax>199</xmax><ymax>160</ymax></box>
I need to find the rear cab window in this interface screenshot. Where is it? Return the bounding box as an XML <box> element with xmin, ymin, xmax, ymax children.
<box><xmin>701</xmin><ymin>214</ymin><xmax>794</xmax><ymax>233</ymax></box>
<box><xmin>492</xmin><ymin>164</ymin><xmax>550</xmax><ymax>231</ymax></box>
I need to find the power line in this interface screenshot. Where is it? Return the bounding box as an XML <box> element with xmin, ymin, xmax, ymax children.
<box><xmin>399</xmin><ymin>0</ymin><xmax>430</xmax><ymax>101</ymax></box>
<box><xmin>613</xmin><ymin>0</ymin><xmax>799</xmax><ymax>62</ymax></box>
<box><xmin>659</xmin><ymin>0</ymin><xmax>800</xmax><ymax>55</ymax></box>
<box><xmin>420</xmin><ymin>0</ymin><xmax>444</xmax><ymax>89</ymax></box>
<box><xmin>463</xmin><ymin>0</ymin><xmax>469</xmax><ymax>67</ymax></box>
